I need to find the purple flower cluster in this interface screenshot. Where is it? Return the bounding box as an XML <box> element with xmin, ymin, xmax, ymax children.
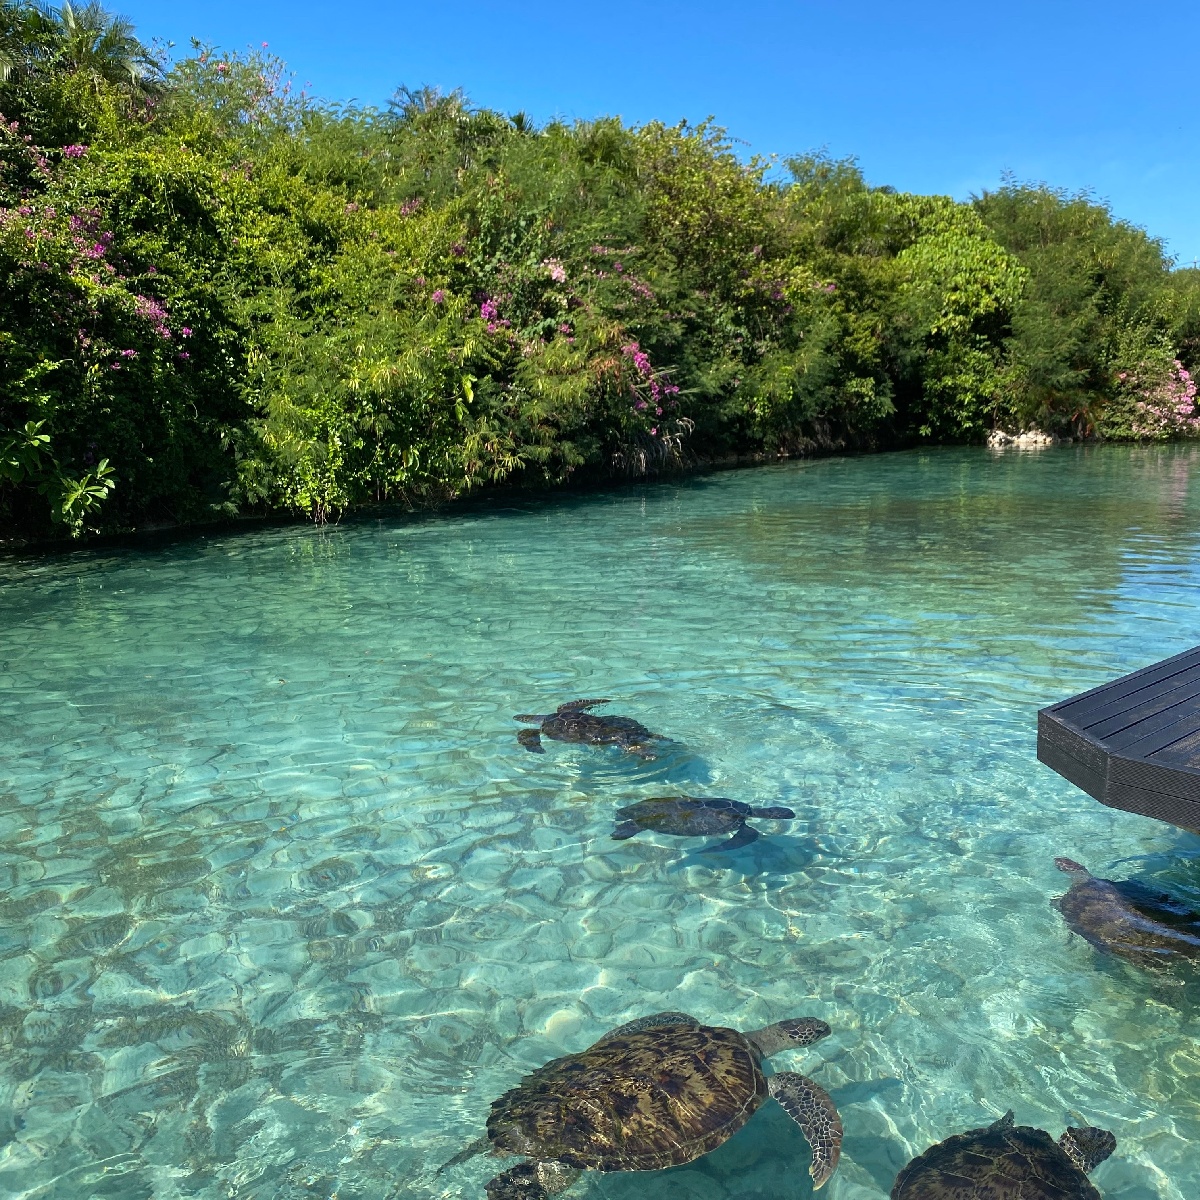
<box><xmin>134</xmin><ymin>294</ymin><xmax>171</xmax><ymax>339</ymax></box>
<box><xmin>1</xmin><ymin>116</ymin><xmax>50</xmax><ymax>176</ymax></box>
<box><xmin>622</xmin><ymin>341</ymin><xmax>652</xmax><ymax>377</ymax></box>
<box><xmin>480</xmin><ymin>297</ymin><xmax>511</xmax><ymax>333</ymax></box>
<box><xmin>543</xmin><ymin>258</ymin><xmax>567</xmax><ymax>283</ymax></box>
<box><xmin>62</xmin><ymin>144</ymin><xmax>88</xmax><ymax>158</ymax></box>
<box><xmin>431</xmin><ymin>289</ymin><xmax>446</xmax><ymax>304</ymax></box>
<box><xmin>1130</xmin><ymin>360</ymin><xmax>1200</xmax><ymax>438</ymax></box>
<box><xmin>400</xmin><ymin>197</ymin><xmax>422</xmax><ymax>217</ymax></box>
<box><xmin>621</xmin><ymin>341</ymin><xmax>681</xmax><ymax>423</ymax></box>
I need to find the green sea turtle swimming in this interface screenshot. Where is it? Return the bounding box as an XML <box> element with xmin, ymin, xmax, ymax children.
<box><xmin>441</xmin><ymin>1010</ymin><xmax>842</xmax><ymax>1198</ymax></box>
<box><xmin>611</xmin><ymin>796</ymin><xmax>795</xmax><ymax>851</ymax></box>
<box><xmin>890</xmin><ymin>1110</ymin><xmax>1116</xmax><ymax>1200</ymax></box>
<box><xmin>1053</xmin><ymin>857</ymin><xmax>1200</xmax><ymax>968</ymax></box>
<box><xmin>514</xmin><ymin>699</ymin><xmax>660</xmax><ymax>757</ymax></box>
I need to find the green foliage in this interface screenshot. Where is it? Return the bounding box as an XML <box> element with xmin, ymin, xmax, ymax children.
<box><xmin>1</xmin><ymin>1</ymin><xmax>1196</xmax><ymax>540</ymax></box>
<box><xmin>974</xmin><ymin>183</ymin><xmax>1180</xmax><ymax>435</ymax></box>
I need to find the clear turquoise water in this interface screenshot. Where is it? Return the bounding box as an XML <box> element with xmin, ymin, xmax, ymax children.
<box><xmin>3</xmin><ymin>444</ymin><xmax>1200</xmax><ymax>1200</ymax></box>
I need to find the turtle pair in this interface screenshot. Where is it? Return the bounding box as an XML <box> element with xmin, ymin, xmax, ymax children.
<box><xmin>444</xmin><ymin>1012</ymin><xmax>1117</xmax><ymax>1200</ymax></box>
<box><xmin>515</xmin><ymin>699</ymin><xmax>796</xmax><ymax>850</ymax></box>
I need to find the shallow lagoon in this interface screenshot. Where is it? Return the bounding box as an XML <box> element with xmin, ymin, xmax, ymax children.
<box><xmin>3</xmin><ymin>445</ymin><xmax>1200</xmax><ymax>1200</ymax></box>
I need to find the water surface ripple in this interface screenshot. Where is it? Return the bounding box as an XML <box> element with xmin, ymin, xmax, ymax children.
<box><xmin>3</xmin><ymin>446</ymin><xmax>1200</xmax><ymax>1200</ymax></box>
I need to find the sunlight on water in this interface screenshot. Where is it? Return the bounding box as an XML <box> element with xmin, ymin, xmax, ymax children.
<box><xmin>3</xmin><ymin>445</ymin><xmax>1200</xmax><ymax>1200</ymax></box>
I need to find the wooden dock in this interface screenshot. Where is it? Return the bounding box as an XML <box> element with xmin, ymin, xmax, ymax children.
<box><xmin>1038</xmin><ymin>646</ymin><xmax>1200</xmax><ymax>833</ymax></box>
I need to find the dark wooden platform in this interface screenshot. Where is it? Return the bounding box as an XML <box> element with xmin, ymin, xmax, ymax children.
<box><xmin>1038</xmin><ymin>646</ymin><xmax>1200</xmax><ymax>833</ymax></box>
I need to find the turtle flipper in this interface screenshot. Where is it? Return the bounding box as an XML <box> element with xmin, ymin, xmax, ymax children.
<box><xmin>486</xmin><ymin>1162</ymin><xmax>580</xmax><ymax>1199</ymax></box>
<box><xmin>706</xmin><ymin>823</ymin><xmax>760</xmax><ymax>852</ymax></box>
<box><xmin>436</xmin><ymin>1134</ymin><xmax>490</xmax><ymax>1175</ymax></box>
<box><xmin>517</xmin><ymin>729</ymin><xmax>545</xmax><ymax>754</ymax></box>
<box><xmin>557</xmin><ymin>698</ymin><xmax>610</xmax><ymax>713</ymax></box>
<box><xmin>768</xmin><ymin>1072</ymin><xmax>842</xmax><ymax>1189</ymax></box>
<box><xmin>611</xmin><ymin>821</ymin><xmax>641</xmax><ymax>840</ymax></box>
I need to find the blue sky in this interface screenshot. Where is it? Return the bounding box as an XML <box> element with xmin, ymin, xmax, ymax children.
<box><xmin>121</xmin><ymin>1</ymin><xmax>1200</xmax><ymax>265</ymax></box>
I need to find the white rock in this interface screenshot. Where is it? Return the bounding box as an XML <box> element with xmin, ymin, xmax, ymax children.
<box><xmin>987</xmin><ymin>428</ymin><xmax>1058</xmax><ymax>448</ymax></box>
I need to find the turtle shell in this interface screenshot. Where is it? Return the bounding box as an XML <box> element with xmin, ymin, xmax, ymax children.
<box><xmin>541</xmin><ymin>711</ymin><xmax>653</xmax><ymax>745</ymax></box>
<box><xmin>616</xmin><ymin>797</ymin><xmax>750</xmax><ymax>836</ymax></box>
<box><xmin>486</xmin><ymin>1023</ymin><xmax>766</xmax><ymax>1171</ymax></box>
<box><xmin>1056</xmin><ymin>875</ymin><xmax>1200</xmax><ymax>968</ymax></box>
<box><xmin>891</xmin><ymin>1121</ymin><xmax>1102</xmax><ymax>1200</ymax></box>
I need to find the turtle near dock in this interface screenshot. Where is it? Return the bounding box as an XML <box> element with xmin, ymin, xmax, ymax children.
<box><xmin>611</xmin><ymin>796</ymin><xmax>795</xmax><ymax>851</ymax></box>
<box><xmin>514</xmin><ymin>698</ymin><xmax>661</xmax><ymax>757</ymax></box>
<box><xmin>1053</xmin><ymin>857</ymin><xmax>1200</xmax><ymax>969</ymax></box>
<box><xmin>441</xmin><ymin>1010</ymin><xmax>842</xmax><ymax>1198</ymax></box>
<box><xmin>890</xmin><ymin>1110</ymin><xmax>1115</xmax><ymax>1200</ymax></box>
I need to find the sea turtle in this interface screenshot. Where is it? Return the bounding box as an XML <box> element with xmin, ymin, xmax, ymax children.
<box><xmin>441</xmin><ymin>1010</ymin><xmax>842</xmax><ymax>1198</ymax></box>
<box><xmin>514</xmin><ymin>699</ymin><xmax>660</xmax><ymax>757</ymax></box>
<box><xmin>1053</xmin><ymin>857</ymin><xmax>1200</xmax><ymax>968</ymax></box>
<box><xmin>890</xmin><ymin>1110</ymin><xmax>1115</xmax><ymax>1200</ymax></box>
<box><xmin>611</xmin><ymin>796</ymin><xmax>795</xmax><ymax>851</ymax></box>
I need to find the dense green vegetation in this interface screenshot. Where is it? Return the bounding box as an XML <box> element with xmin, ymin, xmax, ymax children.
<box><xmin>3</xmin><ymin>3</ymin><xmax>1199</xmax><ymax>539</ymax></box>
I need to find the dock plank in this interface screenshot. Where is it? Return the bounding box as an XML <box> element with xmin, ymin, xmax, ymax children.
<box><xmin>1038</xmin><ymin>648</ymin><xmax>1200</xmax><ymax>834</ymax></box>
<box><xmin>1074</xmin><ymin>665</ymin><xmax>1200</xmax><ymax>734</ymax></box>
<box><xmin>1052</xmin><ymin>646</ymin><xmax>1200</xmax><ymax>723</ymax></box>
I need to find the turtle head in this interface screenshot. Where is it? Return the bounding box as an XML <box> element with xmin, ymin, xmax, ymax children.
<box><xmin>1054</xmin><ymin>857</ymin><xmax>1091</xmax><ymax>877</ymax></box>
<box><xmin>747</xmin><ymin>1017</ymin><xmax>831</xmax><ymax>1058</ymax></box>
<box><xmin>752</xmin><ymin>806</ymin><xmax>796</xmax><ymax>820</ymax></box>
<box><xmin>1058</xmin><ymin>1126</ymin><xmax>1116</xmax><ymax>1174</ymax></box>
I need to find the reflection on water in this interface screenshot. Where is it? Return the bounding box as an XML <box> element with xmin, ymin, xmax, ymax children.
<box><xmin>2</xmin><ymin>445</ymin><xmax>1200</xmax><ymax>1199</ymax></box>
